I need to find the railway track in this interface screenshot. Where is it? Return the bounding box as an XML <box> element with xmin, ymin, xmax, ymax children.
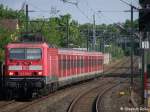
<box><xmin>67</xmin><ymin>78</ymin><xmax>127</xmax><ymax>112</ymax></box>
<box><xmin>104</xmin><ymin>56</ymin><xmax>139</xmax><ymax>77</ymax></box>
<box><xmin>0</xmin><ymin>101</ymin><xmax>15</xmax><ymax>108</ymax></box>
<box><xmin>95</xmin><ymin>80</ymin><xmax>126</xmax><ymax>112</ymax></box>
<box><xmin>104</xmin><ymin>57</ymin><xmax>126</xmax><ymax>73</ymax></box>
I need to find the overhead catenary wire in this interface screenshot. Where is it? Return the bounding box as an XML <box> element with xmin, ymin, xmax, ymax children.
<box><xmin>24</xmin><ymin>1</ymin><xmax>61</xmax><ymax>20</ymax></box>
<box><xmin>84</xmin><ymin>0</ymin><xmax>139</xmax><ymax>24</ymax></box>
<box><xmin>118</xmin><ymin>0</ymin><xmax>139</xmax><ymax>10</ymax></box>
<box><xmin>27</xmin><ymin>1</ymin><xmax>44</xmax><ymax>12</ymax></box>
<box><xmin>61</xmin><ymin>0</ymin><xmax>92</xmax><ymax>23</ymax></box>
<box><xmin>24</xmin><ymin>1</ymin><xmax>57</xmax><ymax>17</ymax></box>
<box><xmin>75</xmin><ymin>5</ymin><xmax>92</xmax><ymax>22</ymax></box>
<box><xmin>84</xmin><ymin>0</ymin><xmax>115</xmax><ymax>24</ymax></box>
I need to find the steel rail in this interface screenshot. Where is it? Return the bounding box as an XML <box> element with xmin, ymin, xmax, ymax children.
<box><xmin>67</xmin><ymin>78</ymin><xmax>116</xmax><ymax>112</ymax></box>
<box><xmin>95</xmin><ymin>80</ymin><xmax>127</xmax><ymax>112</ymax></box>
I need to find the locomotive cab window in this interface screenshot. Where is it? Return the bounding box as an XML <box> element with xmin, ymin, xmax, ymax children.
<box><xmin>26</xmin><ymin>48</ymin><xmax>41</xmax><ymax>60</ymax></box>
<box><xmin>10</xmin><ymin>48</ymin><xmax>25</xmax><ymax>60</ymax></box>
<box><xmin>9</xmin><ymin>48</ymin><xmax>42</xmax><ymax>60</ymax></box>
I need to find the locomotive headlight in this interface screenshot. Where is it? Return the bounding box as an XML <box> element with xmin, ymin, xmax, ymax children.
<box><xmin>38</xmin><ymin>72</ymin><xmax>42</xmax><ymax>75</ymax></box>
<box><xmin>29</xmin><ymin>65</ymin><xmax>42</xmax><ymax>70</ymax></box>
<box><xmin>9</xmin><ymin>65</ymin><xmax>22</xmax><ymax>70</ymax></box>
<box><xmin>9</xmin><ymin>72</ymin><xmax>14</xmax><ymax>76</ymax></box>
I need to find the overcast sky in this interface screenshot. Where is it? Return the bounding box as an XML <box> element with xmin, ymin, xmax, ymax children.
<box><xmin>0</xmin><ymin>0</ymin><xmax>139</xmax><ymax>24</ymax></box>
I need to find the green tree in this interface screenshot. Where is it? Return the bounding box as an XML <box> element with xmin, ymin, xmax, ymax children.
<box><xmin>0</xmin><ymin>26</ymin><xmax>15</xmax><ymax>61</ymax></box>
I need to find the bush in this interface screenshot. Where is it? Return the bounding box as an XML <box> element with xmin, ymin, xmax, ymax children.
<box><xmin>105</xmin><ymin>44</ymin><xmax>124</xmax><ymax>59</ymax></box>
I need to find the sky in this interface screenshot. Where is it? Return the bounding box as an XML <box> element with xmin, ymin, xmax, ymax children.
<box><xmin>0</xmin><ymin>0</ymin><xmax>139</xmax><ymax>24</ymax></box>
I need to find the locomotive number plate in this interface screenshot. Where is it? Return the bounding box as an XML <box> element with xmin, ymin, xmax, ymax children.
<box><xmin>22</xmin><ymin>66</ymin><xmax>29</xmax><ymax>70</ymax></box>
<box><xmin>20</xmin><ymin>72</ymin><xmax>31</xmax><ymax>76</ymax></box>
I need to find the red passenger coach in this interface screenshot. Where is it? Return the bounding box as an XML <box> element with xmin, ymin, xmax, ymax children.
<box><xmin>57</xmin><ymin>49</ymin><xmax>103</xmax><ymax>86</ymax></box>
<box><xmin>4</xmin><ymin>42</ymin><xmax>103</xmax><ymax>98</ymax></box>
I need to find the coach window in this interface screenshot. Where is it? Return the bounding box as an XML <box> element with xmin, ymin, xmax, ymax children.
<box><xmin>91</xmin><ymin>57</ymin><xmax>93</xmax><ymax>66</ymax></box>
<box><xmin>61</xmin><ymin>59</ymin><xmax>63</xmax><ymax>70</ymax></box>
<box><xmin>81</xmin><ymin>58</ymin><xmax>83</xmax><ymax>67</ymax></box>
<box><xmin>71</xmin><ymin>58</ymin><xmax>73</xmax><ymax>69</ymax></box>
<box><xmin>67</xmin><ymin>59</ymin><xmax>70</xmax><ymax>69</ymax></box>
<box><xmin>76</xmin><ymin>59</ymin><xmax>79</xmax><ymax>67</ymax></box>
<box><xmin>98</xmin><ymin>59</ymin><xmax>103</xmax><ymax>65</ymax></box>
<box><xmin>59</xmin><ymin>58</ymin><xmax>61</xmax><ymax>70</ymax></box>
<box><xmin>62</xmin><ymin>59</ymin><xmax>66</xmax><ymax>70</ymax></box>
<box><xmin>92</xmin><ymin>57</ymin><xmax>94</xmax><ymax>66</ymax></box>
<box><xmin>73</xmin><ymin>58</ymin><xmax>76</xmax><ymax>68</ymax></box>
<box><xmin>93</xmin><ymin>58</ymin><xmax>95</xmax><ymax>66</ymax></box>
<box><xmin>78</xmin><ymin>58</ymin><xmax>80</xmax><ymax>67</ymax></box>
<box><xmin>88</xmin><ymin>57</ymin><xmax>90</xmax><ymax>67</ymax></box>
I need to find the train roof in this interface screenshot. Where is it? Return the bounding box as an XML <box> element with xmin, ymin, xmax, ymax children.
<box><xmin>58</xmin><ymin>48</ymin><xmax>103</xmax><ymax>56</ymax></box>
<box><xmin>6</xmin><ymin>42</ymin><xmax>103</xmax><ymax>56</ymax></box>
<box><xmin>6</xmin><ymin>42</ymin><xmax>49</xmax><ymax>48</ymax></box>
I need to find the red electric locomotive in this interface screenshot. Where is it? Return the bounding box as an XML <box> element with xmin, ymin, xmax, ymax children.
<box><xmin>4</xmin><ymin>42</ymin><xmax>103</xmax><ymax>99</ymax></box>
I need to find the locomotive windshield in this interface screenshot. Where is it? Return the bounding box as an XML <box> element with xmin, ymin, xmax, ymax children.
<box><xmin>9</xmin><ymin>48</ymin><xmax>42</xmax><ymax>60</ymax></box>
